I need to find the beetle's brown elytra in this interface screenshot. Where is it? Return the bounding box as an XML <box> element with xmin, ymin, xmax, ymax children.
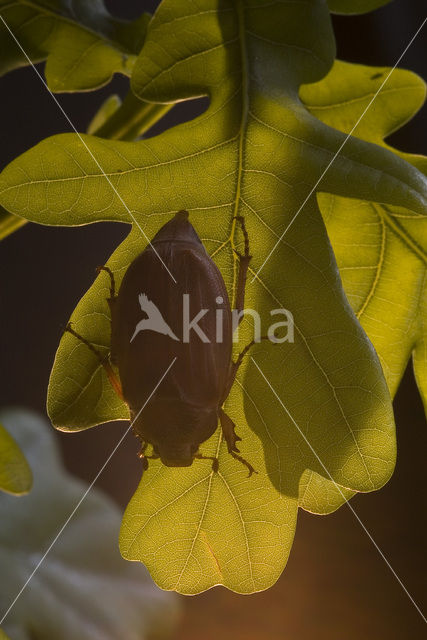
<box><xmin>65</xmin><ymin>211</ymin><xmax>258</xmax><ymax>476</ymax></box>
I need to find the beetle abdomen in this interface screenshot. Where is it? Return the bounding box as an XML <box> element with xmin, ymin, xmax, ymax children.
<box><xmin>112</xmin><ymin>214</ymin><xmax>232</xmax><ymax>417</ymax></box>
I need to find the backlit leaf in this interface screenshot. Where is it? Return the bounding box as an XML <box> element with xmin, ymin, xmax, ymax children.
<box><xmin>302</xmin><ymin>61</ymin><xmax>427</xmax><ymax>404</ymax></box>
<box><xmin>1</xmin><ymin>0</ymin><xmax>426</xmax><ymax>593</ymax></box>
<box><xmin>298</xmin><ymin>61</ymin><xmax>427</xmax><ymax>512</ymax></box>
<box><xmin>0</xmin><ymin>422</ymin><xmax>32</xmax><ymax>496</ymax></box>
<box><xmin>0</xmin><ymin>0</ymin><xmax>149</xmax><ymax>91</ymax></box>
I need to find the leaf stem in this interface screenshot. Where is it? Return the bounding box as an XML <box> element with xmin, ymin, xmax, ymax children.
<box><xmin>0</xmin><ymin>209</ymin><xmax>26</xmax><ymax>241</ymax></box>
<box><xmin>92</xmin><ymin>91</ymin><xmax>173</xmax><ymax>141</ymax></box>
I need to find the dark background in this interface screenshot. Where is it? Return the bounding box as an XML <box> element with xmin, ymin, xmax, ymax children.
<box><xmin>0</xmin><ymin>1</ymin><xmax>426</xmax><ymax>638</ymax></box>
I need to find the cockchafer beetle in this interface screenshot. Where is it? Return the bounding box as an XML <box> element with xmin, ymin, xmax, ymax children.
<box><xmin>66</xmin><ymin>211</ymin><xmax>259</xmax><ymax>475</ymax></box>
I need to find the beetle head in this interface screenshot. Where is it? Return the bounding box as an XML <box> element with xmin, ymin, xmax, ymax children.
<box><xmin>155</xmin><ymin>442</ymin><xmax>197</xmax><ymax>467</ymax></box>
<box><xmin>151</xmin><ymin>210</ymin><xmax>203</xmax><ymax>247</ymax></box>
<box><xmin>132</xmin><ymin>399</ymin><xmax>218</xmax><ymax>468</ymax></box>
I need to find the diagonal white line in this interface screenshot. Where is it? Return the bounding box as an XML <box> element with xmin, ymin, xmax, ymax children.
<box><xmin>0</xmin><ymin>14</ymin><xmax>177</xmax><ymax>284</ymax></box>
<box><xmin>0</xmin><ymin>357</ymin><xmax>177</xmax><ymax>626</ymax></box>
<box><xmin>251</xmin><ymin>356</ymin><xmax>427</xmax><ymax>623</ymax></box>
<box><xmin>251</xmin><ymin>15</ymin><xmax>427</xmax><ymax>283</ymax></box>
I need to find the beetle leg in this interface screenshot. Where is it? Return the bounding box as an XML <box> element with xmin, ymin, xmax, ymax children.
<box><xmin>219</xmin><ymin>408</ymin><xmax>242</xmax><ymax>452</ymax></box>
<box><xmin>232</xmin><ymin>215</ymin><xmax>252</xmax><ymax>322</ymax></box>
<box><xmin>140</xmin><ymin>453</ymin><xmax>160</xmax><ymax>471</ymax></box>
<box><xmin>219</xmin><ymin>409</ymin><xmax>257</xmax><ymax>477</ymax></box>
<box><xmin>64</xmin><ymin>323</ymin><xmax>124</xmax><ymax>401</ymax></box>
<box><xmin>134</xmin><ymin>439</ymin><xmax>160</xmax><ymax>470</ymax></box>
<box><xmin>194</xmin><ymin>453</ymin><xmax>219</xmax><ymax>473</ymax></box>
<box><xmin>96</xmin><ymin>265</ymin><xmax>120</xmax><ymax>366</ymax></box>
<box><xmin>222</xmin><ymin>335</ymin><xmax>269</xmax><ymax>402</ymax></box>
<box><xmin>137</xmin><ymin>441</ymin><xmax>149</xmax><ymax>469</ymax></box>
<box><xmin>96</xmin><ymin>265</ymin><xmax>116</xmax><ymax>300</ymax></box>
<box><xmin>233</xmin><ymin>335</ymin><xmax>269</xmax><ymax>374</ymax></box>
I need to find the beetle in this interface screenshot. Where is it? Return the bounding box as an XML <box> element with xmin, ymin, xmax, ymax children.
<box><xmin>66</xmin><ymin>210</ymin><xmax>257</xmax><ymax>475</ymax></box>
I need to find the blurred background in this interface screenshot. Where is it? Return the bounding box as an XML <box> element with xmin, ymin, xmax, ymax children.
<box><xmin>0</xmin><ymin>0</ymin><xmax>426</xmax><ymax>638</ymax></box>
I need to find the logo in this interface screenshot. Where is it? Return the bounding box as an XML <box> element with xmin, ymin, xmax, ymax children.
<box><xmin>130</xmin><ymin>293</ymin><xmax>294</xmax><ymax>344</ymax></box>
<box><xmin>130</xmin><ymin>294</ymin><xmax>179</xmax><ymax>342</ymax></box>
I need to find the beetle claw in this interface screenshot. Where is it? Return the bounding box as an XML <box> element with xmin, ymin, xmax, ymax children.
<box><xmin>230</xmin><ymin>451</ymin><xmax>257</xmax><ymax>477</ymax></box>
<box><xmin>219</xmin><ymin>409</ymin><xmax>256</xmax><ymax>475</ymax></box>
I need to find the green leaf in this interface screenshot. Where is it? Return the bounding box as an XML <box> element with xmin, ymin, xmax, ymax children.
<box><xmin>298</xmin><ymin>471</ymin><xmax>354</xmax><ymax>515</ymax></box>
<box><xmin>0</xmin><ymin>422</ymin><xmax>32</xmax><ymax>496</ymax></box>
<box><xmin>1</xmin><ymin>0</ymin><xmax>426</xmax><ymax>593</ymax></box>
<box><xmin>0</xmin><ymin>0</ymin><xmax>150</xmax><ymax>91</ymax></box>
<box><xmin>0</xmin><ymin>629</ymin><xmax>11</xmax><ymax>640</ymax></box>
<box><xmin>301</xmin><ymin>61</ymin><xmax>427</xmax><ymax>403</ymax></box>
<box><xmin>327</xmin><ymin>0</ymin><xmax>391</xmax><ymax>14</ymax></box>
<box><xmin>0</xmin><ymin>408</ymin><xmax>178</xmax><ymax>639</ymax></box>
<box><xmin>298</xmin><ymin>61</ymin><xmax>427</xmax><ymax>512</ymax></box>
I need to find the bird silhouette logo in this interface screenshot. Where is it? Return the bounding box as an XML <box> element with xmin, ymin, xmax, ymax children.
<box><xmin>130</xmin><ymin>293</ymin><xmax>179</xmax><ymax>343</ymax></box>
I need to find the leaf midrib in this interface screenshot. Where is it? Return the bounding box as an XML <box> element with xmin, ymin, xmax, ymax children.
<box><xmin>382</xmin><ymin>206</ymin><xmax>427</xmax><ymax>265</ymax></box>
<box><xmin>354</xmin><ymin>202</ymin><xmax>427</xmax><ymax>325</ymax></box>
<box><xmin>229</xmin><ymin>0</ymin><xmax>250</xmax><ymax>309</ymax></box>
<box><xmin>356</xmin><ymin>211</ymin><xmax>386</xmax><ymax>319</ymax></box>
<box><xmin>176</xmin><ymin>1</ymin><xmax>254</xmax><ymax>590</ymax></box>
<box><xmin>174</xmin><ymin>434</ymin><xmax>223</xmax><ymax>590</ymax></box>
